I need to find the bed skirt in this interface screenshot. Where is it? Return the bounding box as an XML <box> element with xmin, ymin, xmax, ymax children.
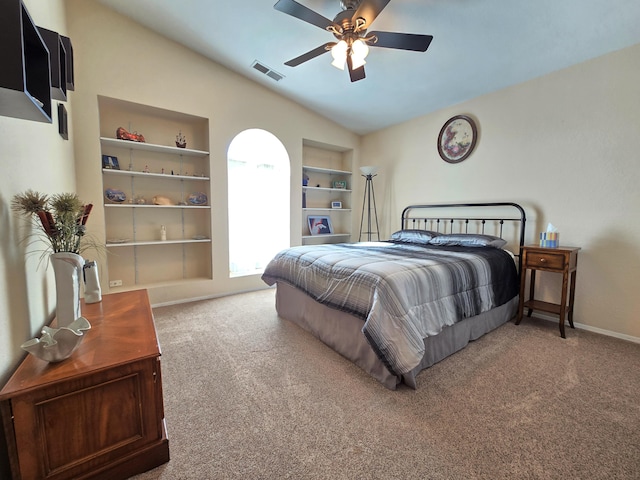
<box><xmin>274</xmin><ymin>281</ymin><xmax>518</xmax><ymax>390</ymax></box>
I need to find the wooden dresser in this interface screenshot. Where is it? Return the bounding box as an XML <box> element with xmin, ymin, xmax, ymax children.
<box><xmin>0</xmin><ymin>290</ymin><xmax>169</xmax><ymax>480</ymax></box>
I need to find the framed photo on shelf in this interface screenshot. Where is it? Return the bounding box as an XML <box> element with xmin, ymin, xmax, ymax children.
<box><xmin>308</xmin><ymin>215</ymin><xmax>333</xmax><ymax>235</ymax></box>
<box><xmin>331</xmin><ymin>201</ymin><xmax>342</xmax><ymax>209</ymax></box>
<box><xmin>332</xmin><ymin>180</ymin><xmax>347</xmax><ymax>189</ymax></box>
<box><xmin>102</xmin><ymin>155</ymin><xmax>120</xmax><ymax>170</ymax></box>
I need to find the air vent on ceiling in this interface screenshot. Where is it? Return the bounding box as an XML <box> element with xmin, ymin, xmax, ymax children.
<box><xmin>251</xmin><ymin>61</ymin><xmax>284</xmax><ymax>82</ymax></box>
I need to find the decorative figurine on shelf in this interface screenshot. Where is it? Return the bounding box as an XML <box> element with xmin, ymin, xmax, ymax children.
<box><xmin>153</xmin><ymin>196</ymin><xmax>173</xmax><ymax>206</ymax></box>
<box><xmin>116</xmin><ymin>127</ymin><xmax>145</xmax><ymax>143</ymax></box>
<box><xmin>176</xmin><ymin>131</ymin><xmax>187</xmax><ymax>148</ymax></box>
<box><xmin>143</xmin><ymin>165</ymin><xmax>149</xmax><ymax>173</ymax></box>
<box><xmin>303</xmin><ymin>173</ymin><xmax>309</xmax><ymax>186</ymax></box>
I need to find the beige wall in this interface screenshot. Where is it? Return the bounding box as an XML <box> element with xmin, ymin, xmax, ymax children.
<box><xmin>0</xmin><ymin>2</ymin><xmax>73</xmax><ymax>473</ymax></box>
<box><xmin>361</xmin><ymin>43</ymin><xmax>640</xmax><ymax>340</ymax></box>
<box><xmin>0</xmin><ymin>0</ymin><xmax>75</xmax><ymax>384</ymax></box>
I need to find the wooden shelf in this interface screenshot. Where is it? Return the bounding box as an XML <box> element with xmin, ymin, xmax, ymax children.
<box><xmin>104</xmin><ymin>203</ymin><xmax>210</xmax><ymax>209</ymax></box>
<box><xmin>303</xmin><ymin>186</ymin><xmax>352</xmax><ymax>193</ymax></box>
<box><xmin>106</xmin><ymin>238</ymin><xmax>211</xmax><ymax>248</ymax></box>
<box><xmin>303</xmin><ymin>166</ymin><xmax>352</xmax><ymax>175</ymax></box>
<box><xmin>303</xmin><ymin>208</ymin><xmax>352</xmax><ymax>212</ymax></box>
<box><xmin>302</xmin><ymin>233</ymin><xmax>351</xmax><ymax>239</ymax></box>
<box><xmin>103</xmin><ymin>168</ymin><xmax>209</xmax><ymax>181</ymax></box>
<box><xmin>100</xmin><ymin>137</ymin><xmax>209</xmax><ymax>156</ymax></box>
<box><xmin>522</xmin><ymin>299</ymin><xmax>569</xmax><ymax>316</ymax></box>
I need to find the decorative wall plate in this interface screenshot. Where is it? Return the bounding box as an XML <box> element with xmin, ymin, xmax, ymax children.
<box><xmin>437</xmin><ymin>115</ymin><xmax>477</xmax><ymax>163</ymax></box>
<box><xmin>187</xmin><ymin>192</ymin><xmax>208</xmax><ymax>205</ymax></box>
<box><xmin>104</xmin><ymin>188</ymin><xmax>126</xmax><ymax>203</ymax></box>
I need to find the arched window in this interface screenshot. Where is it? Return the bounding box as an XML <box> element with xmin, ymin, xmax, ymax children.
<box><xmin>227</xmin><ymin>129</ymin><xmax>290</xmax><ymax>277</ymax></box>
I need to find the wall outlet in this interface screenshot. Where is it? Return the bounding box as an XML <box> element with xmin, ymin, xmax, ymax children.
<box><xmin>109</xmin><ymin>279</ymin><xmax>123</xmax><ymax>287</ymax></box>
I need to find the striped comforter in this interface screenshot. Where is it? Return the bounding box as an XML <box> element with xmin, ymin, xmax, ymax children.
<box><xmin>261</xmin><ymin>241</ymin><xmax>518</xmax><ymax>376</ymax></box>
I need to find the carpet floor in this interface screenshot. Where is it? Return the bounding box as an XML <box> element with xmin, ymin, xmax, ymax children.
<box><xmin>132</xmin><ymin>288</ymin><xmax>640</xmax><ymax>480</ymax></box>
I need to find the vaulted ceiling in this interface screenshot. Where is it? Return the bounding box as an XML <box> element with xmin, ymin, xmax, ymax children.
<box><xmin>96</xmin><ymin>0</ymin><xmax>640</xmax><ymax>135</ymax></box>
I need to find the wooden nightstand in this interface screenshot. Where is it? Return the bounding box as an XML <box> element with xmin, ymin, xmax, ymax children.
<box><xmin>516</xmin><ymin>245</ymin><xmax>581</xmax><ymax>338</ymax></box>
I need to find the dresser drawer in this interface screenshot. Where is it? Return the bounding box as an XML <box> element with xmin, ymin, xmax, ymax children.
<box><xmin>524</xmin><ymin>251</ymin><xmax>566</xmax><ymax>270</ymax></box>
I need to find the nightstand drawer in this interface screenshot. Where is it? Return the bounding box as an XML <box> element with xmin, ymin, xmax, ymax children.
<box><xmin>524</xmin><ymin>251</ymin><xmax>566</xmax><ymax>270</ymax></box>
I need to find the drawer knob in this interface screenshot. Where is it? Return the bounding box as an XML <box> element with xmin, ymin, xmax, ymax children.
<box><xmin>539</xmin><ymin>258</ymin><xmax>546</xmax><ymax>263</ymax></box>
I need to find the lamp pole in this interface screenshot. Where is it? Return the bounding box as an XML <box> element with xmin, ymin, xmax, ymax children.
<box><xmin>359</xmin><ymin>171</ymin><xmax>379</xmax><ymax>241</ymax></box>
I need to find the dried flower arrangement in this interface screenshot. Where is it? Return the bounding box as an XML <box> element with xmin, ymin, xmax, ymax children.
<box><xmin>11</xmin><ymin>190</ymin><xmax>93</xmax><ymax>255</ymax></box>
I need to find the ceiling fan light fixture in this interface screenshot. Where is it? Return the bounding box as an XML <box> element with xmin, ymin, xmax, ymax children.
<box><xmin>275</xmin><ymin>0</ymin><xmax>433</xmax><ymax>82</ymax></box>
<box><xmin>330</xmin><ymin>40</ymin><xmax>348</xmax><ymax>70</ymax></box>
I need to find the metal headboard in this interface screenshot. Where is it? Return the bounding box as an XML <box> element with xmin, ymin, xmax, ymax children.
<box><xmin>401</xmin><ymin>202</ymin><xmax>527</xmax><ymax>272</ymax></box>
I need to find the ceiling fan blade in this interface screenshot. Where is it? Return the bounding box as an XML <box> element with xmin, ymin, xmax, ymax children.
<box><xmin>351</xmin><ymin>0</ymin><xmax>391</xmax><ymax>29</ymax></box>
<box><xmin>274</xmin><ymin>0</ymin><xmax>340</xmax><ymax>31</ymax></box>
<box><xmin>347</xmin><ymin>55</ymin><xmax>366</xmax><ymax>83</ymax></box>
<box><xmin>284</xmin><ymin>43</ymin><xmax>335</xmax><ymax>67</ymax></box>
<box><xmin>368</xmin><ymin>31</ymin><xmax>434</xmax><ymax>52</ymax></box>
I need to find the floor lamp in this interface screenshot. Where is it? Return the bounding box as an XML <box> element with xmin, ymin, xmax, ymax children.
<box><xmin>359</xmin><ymin>166</ymin><xmax>380</xmax><ymax>241</ymax></box>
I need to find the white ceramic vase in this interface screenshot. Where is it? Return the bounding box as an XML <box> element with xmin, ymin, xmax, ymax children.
<box><xmin>50</xmin><ymin>252</ymin><xmax>85</xmax><ymax>327</ymax></box>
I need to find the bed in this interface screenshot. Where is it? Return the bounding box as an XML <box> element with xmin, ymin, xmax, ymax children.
<box><xmin>262</xmin><ymin>203</ymin><xmax>527</xmax><ymax>389</ymax></box>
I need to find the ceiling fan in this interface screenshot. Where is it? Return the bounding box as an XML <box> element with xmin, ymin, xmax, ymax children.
<box><xmin>273</xmin><ymin>0</ymin><xmax>433</xmax><ymax>82</ymax></box>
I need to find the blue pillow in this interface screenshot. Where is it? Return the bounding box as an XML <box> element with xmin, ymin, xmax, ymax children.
<box><xmin>429</xmin><ymin>233</ymin><xmax>507</xmax><ymax>248</ymax></box>
<box><xmin>390</xmin><ymin>229</ymin><xmax>440</xmax><ymax>245</ymax></box>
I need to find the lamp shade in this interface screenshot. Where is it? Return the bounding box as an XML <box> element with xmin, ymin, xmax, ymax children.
<box><xmin>331</xmin><ymin>40</ymin><xmax>348</xmax><ymax>70</ymax></box>
<box><xmin>351</xmin><ymin>39</ymin><xmax>369</xmax><ymax>69</ymax></box>
<box><xmin>360</xmin><ymin>165</ymin><xmax>379</xmax><ymax>176</ymax></box>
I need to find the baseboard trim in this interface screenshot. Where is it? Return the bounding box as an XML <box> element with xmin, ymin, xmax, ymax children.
<box><xmin>153</xmin><ymin>290</ymin><xmax>639</xmax><ymax>345</ymax></box>
<box><xmin>527</xmin><ymin>312</ymin><xmax>640</xmax><ymax>344</ymax></box>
